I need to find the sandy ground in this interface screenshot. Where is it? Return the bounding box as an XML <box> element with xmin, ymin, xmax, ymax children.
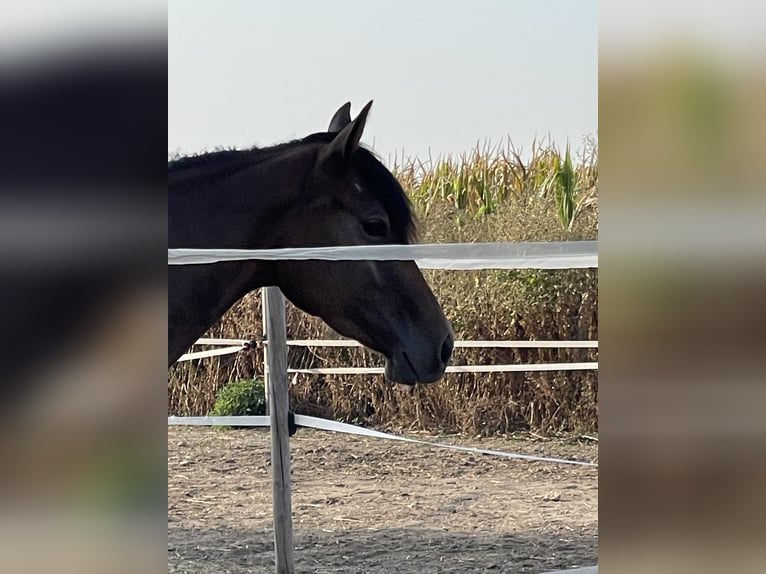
<box><xmin>168</xmin><ymin>426</ymin><xmax>597</xmax><ymax>573</ymax></box>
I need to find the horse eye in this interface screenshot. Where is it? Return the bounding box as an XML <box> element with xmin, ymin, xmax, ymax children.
<box><xmin>362</xmin><ymin>219</ymin><xmax>388</xmax><ymax>238</ymax></box>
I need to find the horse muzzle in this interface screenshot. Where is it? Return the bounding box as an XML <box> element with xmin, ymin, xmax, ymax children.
<box><xmin>383</xmin><ymin>330</ymin><xmax>454</xmax><ymax>385</ymax></box>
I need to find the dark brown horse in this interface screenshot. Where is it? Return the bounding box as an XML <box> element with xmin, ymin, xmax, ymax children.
<box><xmin>168</xmin><ymin>102</ymin><xmax>453</xmax><ymax>384</ymax></box>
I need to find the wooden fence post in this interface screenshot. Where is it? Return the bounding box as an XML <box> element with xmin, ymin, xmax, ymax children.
<box><xmin>263</xmin><ymin>286</ymin><xmax>294</xmax><ymax>574</ymax></box>
<box><xmin>262</xmin><ymin>289</ymin><xmax>270</xmax><ymax>416</ymax></box>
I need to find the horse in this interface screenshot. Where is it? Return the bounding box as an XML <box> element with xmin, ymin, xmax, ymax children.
<box><xmin>168</xmin><ymin>101</ymin><xmax>453</xmax><ymax>384</ymax></box>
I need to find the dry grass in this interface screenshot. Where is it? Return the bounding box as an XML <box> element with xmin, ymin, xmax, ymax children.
<box><xmin>168</xmin><ymin>137</ymin><xmax>598</xmax><ymax>436</ymax></box>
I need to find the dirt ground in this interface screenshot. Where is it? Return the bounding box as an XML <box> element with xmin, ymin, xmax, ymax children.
<box><xmin>168</xmin><ymin>426</ymin><xmax>597</xmax><ymax>573</ymax></box>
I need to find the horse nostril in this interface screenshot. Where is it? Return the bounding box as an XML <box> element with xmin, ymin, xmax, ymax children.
<box><xmin>441</xmin><ymin>333</ymin><xmax>454</xmax><ymax>364</ymax></box>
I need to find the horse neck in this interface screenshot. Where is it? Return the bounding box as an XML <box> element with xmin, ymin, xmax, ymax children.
<box><xmin>168</xmin><ymin>149</ymin><xmax>313</xmax><ymax>363</ymax></box>
<box><xmin>169</xmin><ymin>147</ymin><xmax>312</xmax><ymax>248</ymax></box>
<box><xmin>168</xmin><ymin>260</ymin><xmax>272</xmax><ymax>363</ymax></box>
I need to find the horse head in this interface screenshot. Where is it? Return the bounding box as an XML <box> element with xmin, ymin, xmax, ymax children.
<box><xmin>273</xmin><ymin>101</ymin><xmax>453</xmax><ymax>384</ymax></box>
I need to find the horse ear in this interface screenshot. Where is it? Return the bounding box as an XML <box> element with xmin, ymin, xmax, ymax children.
<box><xmin>318</xmin><ymin>100</ymin><xmax>373</xmax><ymax>166</ymax></box>
<box><xmin>328</xmin><ymin>102</ymin><xmax>352</xmax><ymax>132</ymax></box>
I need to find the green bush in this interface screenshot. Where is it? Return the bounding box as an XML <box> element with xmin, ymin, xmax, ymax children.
<box><xmin>210</xmin><ymin>377</ymin><xmax>266</xmax><ymax>417</ymax></box>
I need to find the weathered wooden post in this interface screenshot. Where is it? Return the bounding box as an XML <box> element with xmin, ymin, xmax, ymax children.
<box><xmin>262</xmin><ymin>287</ymin><xmax>294</xmax><ymax>574</ymax></box>
<box><xmin>262</xmin><ymin>289</ymin><xmax>270</xmax><ymax>416</ymax></box>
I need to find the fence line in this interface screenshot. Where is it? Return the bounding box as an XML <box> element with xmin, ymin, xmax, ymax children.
<box><xmin>168</xmin><ymin>414</ymin><xmax>597</xmax><ymax>468</ymax></box>
<box><xmin>168</xmin><ymin>240</ymin><xmax>598</xmax><ymax>269</ymax></box>
<box><xmin>168</xmin><ymin>240</ymin><xmax>598</xmax><ymax>574</ymax></box>
<box><xmin>194</xmin><ymin>337</ymin><xmax>599</xmax><ymax>348</ymax></box>
<box><xmin>179</xmin><ymin>338</ymin><xmax>599</xmax><ymax>364</ymax></box>
<box><xmin>278</xmin><ymin>363</ymin><xmax>597</xmax><ymax>375</ymax></box>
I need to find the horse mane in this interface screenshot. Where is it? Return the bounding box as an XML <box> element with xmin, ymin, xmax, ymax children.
<box><xmin>168</xmin><ymin>133</ymin><xmax>418</xmax><ymax>243</ymax></box>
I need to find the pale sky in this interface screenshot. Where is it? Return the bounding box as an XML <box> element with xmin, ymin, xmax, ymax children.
<box><xmin>169</xmin><ymin>0</ymin><xmax>597</xmax><ymax>163</ymax></box>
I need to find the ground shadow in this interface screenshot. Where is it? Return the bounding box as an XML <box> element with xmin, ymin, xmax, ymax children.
<box><xmin>168</xmin><ymin>524</ymin><xmax>597</xmax><ymax>574</ymax></box>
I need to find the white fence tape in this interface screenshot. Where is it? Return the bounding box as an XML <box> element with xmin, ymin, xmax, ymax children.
<box><xmin>179</xmin><ymin>345</ymin><xmax>246</xmax><ymax>361</ymax></box>
<box><xmin>540</xmin><ymin>568</ymin><xmax>597</xmax><ymax>574</ymax></box>
<box><xmin>167</xmin><ymin>414</ymin><xmax>597</xmax><ymax>467</ymax></box>
<box><xmin>178</xmin><ymin>339</ymin><xmax>599</xmax><ymax>364</ymax></box>
<box><xmin>277</xmin><ymin>363</ymin><xmax>598</xmax><ymax>375</ymax></box>
<box><xmin>192</xmin><ymin>338</ymin><xmax>599</xmax><ymax>349</ymax></box>
<box><xmin>168</xmin><ymin>241</ymin><xmax>598</xmax><ymax>269</ymax></box>
<box><xmin>195</xmin><ymin>337</ymin><xmax>252</xmax><ymax>346</ymax></box>
<box><xmin>453</xmin><ymin>340</ymin><xmax>598</xmax><ymax>349</ymax></box>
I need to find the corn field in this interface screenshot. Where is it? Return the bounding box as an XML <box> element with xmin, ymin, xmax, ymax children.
<box><xmin>168</xmin><ymin>136</ymin><xmax>598</xmax><ymax>436</ymax></box>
